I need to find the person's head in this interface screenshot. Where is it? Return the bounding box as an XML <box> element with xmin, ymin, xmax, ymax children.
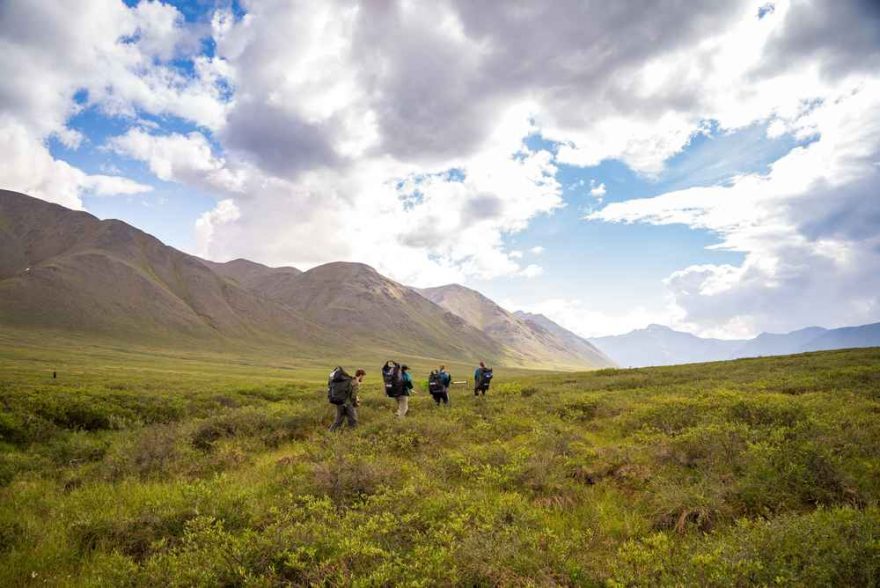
<box><xmin>401</xmin><ymin>364</ymin><xmax>409</xmax><ymax>372</ymax></box>
<box><xmin>440</xmin><ymin>364</ymin><xmax>446</xmax><ymax>371</ymax></box>
<box><xmin>479</xmin><ymin>361</ymin><xmax>486</xmax><ymax>368</ymax></box>
<box><xmin>355</xmin><ymin>368</ymin><xmax>366</xmax><ymax>381</ymax></box>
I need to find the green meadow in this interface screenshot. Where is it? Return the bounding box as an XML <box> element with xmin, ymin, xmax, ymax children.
<box><xmin>1</xmin><ymin>336</ymin><xmax>879</xmax><ymax>586</ymax></box>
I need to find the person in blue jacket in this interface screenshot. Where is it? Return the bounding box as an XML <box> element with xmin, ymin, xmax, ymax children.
<box><xmin>430</xmin><ymin>365</ymin><xmax>452</xmax><ymax>405</ymax></box>
<box><xmin>473</xmin><ymin>361</ymin><xmax>492</xmax><ymax>396</ymax></box>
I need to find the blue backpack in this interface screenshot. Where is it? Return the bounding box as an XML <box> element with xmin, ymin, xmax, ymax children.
<box><xmin>428</xmin><ymin>371</ymin><xmax>444</xmax><ymax>394</ymax></box>
<box><xmin>478</xmin><ymin>368</ymin><xmax>493</xmax><ymax>390</ymax></box>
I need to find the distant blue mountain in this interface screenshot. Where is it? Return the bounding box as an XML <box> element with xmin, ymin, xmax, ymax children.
<box><xmin>802</xmin><ymin>323</ymin><xmax>880</xmax><ymax>353</ymax></box>
<box><xmin>589</xmin><ymin>322</ymin><xmax>880</xmax><ymax>367</ymax></box>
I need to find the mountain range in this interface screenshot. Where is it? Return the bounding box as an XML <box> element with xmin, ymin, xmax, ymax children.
<box><xmin>590</xmin><ymin>323</ymin><xmax>880</xmax><ymax>367</ymax></box>
<box><xmin>0</xmin><ymin>190</ymin><xmax>609</xmax><ymax>369</ymax></box>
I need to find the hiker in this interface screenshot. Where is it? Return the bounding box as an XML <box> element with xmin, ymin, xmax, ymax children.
<box><xmin>382</xmin><ymin>360</ymin><xmax>411</xmax><ymax>416</ymax></box>
<box><xmin>428</xmin><ymin>365</ymin><xmax>452</xmax><ymax>405</ymax></box>
<box><xmin>473</xmin><ymin>361</ymin><xmax>493</xmax><ymax>396</ymax></box>
<box><xmin>398</xmin><ymin>364</ymin><xmax>414</xmax><ymax>416</ymax></box>
<box><xmin>328</xmin><ymin>367</ymin><xmax>365</xmax><ymax>431</ymax></box>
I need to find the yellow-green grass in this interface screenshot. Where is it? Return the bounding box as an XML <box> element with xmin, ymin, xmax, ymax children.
<box><xmin>1</xmin><ymin>339</ymin><xmax>879</xmax><ymax>586</ymax></box>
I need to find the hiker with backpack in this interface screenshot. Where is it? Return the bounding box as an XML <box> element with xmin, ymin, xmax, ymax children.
<box><xmin>428</xmin><ymin>365</ymin><xmax>452</xmax><ymax>405</ymax></box>
<box><xmin>399</xmin><ymin>364</ymin><xmax>414</xmax><ymax>416</ymax></box>
<box><xmin>382</xmin><ymin>360</ymin><xmax>413</xmax><ymax>417</ymax></box>
<box><xmin>328</xmin><ymin>367</ymin><xmax>365</xmax><ymax>431</ymax></box>
<box><xmin>473</xmin><ymin>361</ymin><xmax>493</xmax><ymax>396</ymax></box>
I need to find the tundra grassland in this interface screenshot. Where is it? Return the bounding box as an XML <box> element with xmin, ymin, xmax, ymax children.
<box><xmin>1</xmin><ymin>338</ymin><xmax>879</xmax><ymax>586</ymax></box>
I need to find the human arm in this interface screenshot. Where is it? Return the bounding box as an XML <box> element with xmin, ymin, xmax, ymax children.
<box><xmin>350</xmin><ymin>378</ymin><xmax>360</xmax><ymax>406</ymax></box>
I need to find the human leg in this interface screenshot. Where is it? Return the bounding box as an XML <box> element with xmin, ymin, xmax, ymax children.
<box><xmin>329</xmin><ymin>404</ymin><xmax>346</xmax><ymax>431</ymax></box>
<box><xmin>396</xmin><ymin>395</ymin><xmax>409</xmax><ymax>417</ymax></box>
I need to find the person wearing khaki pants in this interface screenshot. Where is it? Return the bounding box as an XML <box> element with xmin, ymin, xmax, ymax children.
<box><xmin>397</xmin><ymin>364</ymin><xmax>414</xmax><ymax>416</ymax></box>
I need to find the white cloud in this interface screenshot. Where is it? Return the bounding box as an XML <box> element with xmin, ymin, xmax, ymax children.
<box><xmin>0</xmin><ymin>0</ymin><xmax>227</xmax><ymax>208</ymax></box>
<box><xmin>108</xmin><ymin>129</ymin><xmax>245</xmax><ymax>193</ymax></box>
<box><xmin>589</xmin><ymin>180</ymin><xmax>607</xmax><ymax>200</ymax></box>
<box><xmin>189</xmin><ymin>0</ymin><xmax>820</xmax><ymax>285</ymax></box>
<box><xmin>529</xmin><ymin>246</ymin><xmax>545</xmax><ymax>255</ymax></box>
<box><xmin>590</xmin><ymin>77</ymin><xmax>880</xmax><ymax>336</ymax></box>
<box><xmin>191</xmin><ymin>122</ymin><xmax>563</xmax><ymax>283</ymax></box>
<box><xmin>195</xmin><ymin>198</ymin><xmax>241</xmax><ymax>255</ymax></box>
<box><xmin>0</xmin><ymin>119</ymin><xmax>150</xmax><ymax>208</ymax></box>
<box><xmin>80</xmin><ymin>174</ymin><xmax>153</xmax><ymax>197</ymax></box>
<box><xmin>519</xmin><ymin>264</ymin><xmax>543</xmax><ymax>278</ymax></box>
<box><xmin>175</xmin><ymin>0</ymin><xmax>745</xmax><ymax>278</ymax></box>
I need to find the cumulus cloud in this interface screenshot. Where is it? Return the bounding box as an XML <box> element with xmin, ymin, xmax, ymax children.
<box><xmin>0</xmin><ymin>0</ymin><xmax>230</xmax><ymax>207</ymax></box>
<box><xmin>124</xmin><ymin>0</ymin><xmax>880</xmax><ymax>319</ymax></box>
<box><xmin>0</xmin><ymin>120</ymin><xmax>150</xmax><ymax>208</ymax></box>
<box><xmin>108</xmin><ymin>129</ymin><xmax>245</xmax><ymax>193</ymax></box>
<box><xmin>173</xmin><ymin>0</ymin><xmax>764</xmax><ymax>283</ymax></box>
<box><xmin>195</xmin><ymin>199</ymin><xmax>241</xmax><ymax>254</ymax></box>
<box><xmin>590</xmin><ymin>78</ymin><xmax>880</xmax><ymax>336</ymax></box>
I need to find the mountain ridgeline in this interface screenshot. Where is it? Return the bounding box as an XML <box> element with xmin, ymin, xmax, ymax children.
<box><xmin>590</xmin><ymin>323</ymin><xmax>880</xmax><ymax>367</ymax></box>
<box><xmin>418</xmin><ymin>285</ymin><xmax>613</xmax><ymax>369</ymax></box>
<box><xmin>0</xmin><ymin>190</ymin><xmax>609</xmax><ymax>369</ymax></box>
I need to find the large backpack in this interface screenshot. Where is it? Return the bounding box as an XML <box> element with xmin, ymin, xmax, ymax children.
<box><xmin>327</xmin><ymin>367</ymin><xmax>353</xmax><ymax>405</ymax></box>
<box><xmin>428</xmin><ymin>370</ymin><xmax>443</xmax><ymax>394</ymax></box>
<box><xmin>381</xmin><ymin>361</ymin><xmax>403</xmax><ymax>397</ymax></box>
<box><xmin>479</xmin><ymin>367</ymin><xmax>493</xmax><ymax>390</ymax></box>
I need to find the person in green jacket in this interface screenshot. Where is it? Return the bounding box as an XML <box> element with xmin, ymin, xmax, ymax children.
<box><xmin>397</xmin><ymin>364</ymin><xmax>414</xmax><ymax>417</ymax></box>
<box><xmin>329</xmin><ymin>368</ymin><xmax>365</xmax><ymax>431</ymax></box>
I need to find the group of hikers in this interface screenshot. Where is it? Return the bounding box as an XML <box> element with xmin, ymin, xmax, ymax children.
<box><xmin>327</xmin><ymin>361</ymin><xmax>494</xmax><ymax>431</ymax></box>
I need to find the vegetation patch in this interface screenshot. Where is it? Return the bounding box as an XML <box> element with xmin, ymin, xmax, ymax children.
<box><xmin>0</xmin><ymin>347</ymin><xmax>879</xmax><ymax>585</ymax></box>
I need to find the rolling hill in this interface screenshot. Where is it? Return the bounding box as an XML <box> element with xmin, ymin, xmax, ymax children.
<box><xmin>0</xmin><ymin>190</ymin><xmax>528</xmax><ymax>366</ymax></box>
<box><xmin>254</xmin><ymin>262</ymin><xmax>504</xmax><ymax>362</ymax></box>
<box><xmin>0</xmin><ymin>189</ymin><xmax>335</xmax><ymax>350</ymax></box>
<box><xmin>514</xmin><ymin>310</ymin><xmax>615</xmax><ymax>367</ymax></box>
<box><xmin>418</xmin><ymin>284</ymin><xmax>613</xmax><ymax>369</ymax></box>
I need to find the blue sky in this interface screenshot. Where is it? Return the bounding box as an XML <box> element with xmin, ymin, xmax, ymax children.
<box><xmin>3</xmin><ymin>0</ymin><xmax>879</xmax><ymax>338</ymax></box>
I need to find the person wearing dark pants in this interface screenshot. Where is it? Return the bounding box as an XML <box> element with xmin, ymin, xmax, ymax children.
<box><xmin>473</xmin><ymin>361</ymin><xmax>492</xmax><ymax>396</ymax></box>
<box><xmin>434</xmin><ymin>365</ymin><xmax>451</xmax><ymax>405</ymax></box>
<box><xmin>330</xmin><ymin>369</ymin><xmax>365</xmax><ymax>431</ymax></box>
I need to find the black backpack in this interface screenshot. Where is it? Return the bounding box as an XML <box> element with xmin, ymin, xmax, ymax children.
<box><xmin>428</xmin><ymin>370</ymin><xmax>443</xmax><ymax>394</ymax></box>
<box><xmin>479</xmin><ymin>368</ymin><xmax>493</xmax><ymax>390</ymax></box>
<box><xmin>328</xmin><ymin>367</ymin><xmax>353</xmax><ymax>405</ymax></box>
<box><xmin>381</xmin><ymin>361</ymin><xmax>403</xmax><ymax>397</ymax></box>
